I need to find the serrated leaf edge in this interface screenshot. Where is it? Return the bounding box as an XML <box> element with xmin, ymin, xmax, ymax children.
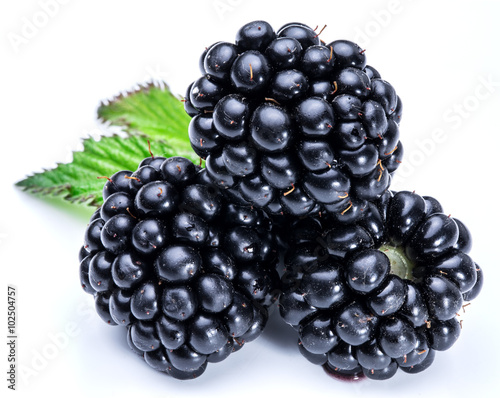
<box><xmin>96</xmin><ymin>80</ymin><xmax>185</xmax><ymax>123</ymax></box>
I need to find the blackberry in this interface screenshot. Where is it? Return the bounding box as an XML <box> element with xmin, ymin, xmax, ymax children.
<box><xmin>185</xmin><ymin>20</ymin><xmax>403</xmax><ymax>217</ymax></box>
<box><xmin>79</xmin><ymin>155</ymin><xmax>280</xmax><ymax>379</ymax></box>
<box><xmin>278</xmin><ymin>190</ymin><xmax>482</xmax><ymax>380</ymax></box>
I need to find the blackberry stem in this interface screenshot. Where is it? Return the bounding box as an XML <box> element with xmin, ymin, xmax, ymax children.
<box><xmin>378</xmin><ymin>244</ymin><xmax>415</xmax><ymax>280</ymax></box>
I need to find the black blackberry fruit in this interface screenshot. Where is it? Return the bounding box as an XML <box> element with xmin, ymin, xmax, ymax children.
<box><xmin>185</xmin><ymin>20</ymin><xmax>403</xmax><ymax>217</ymax></box>
<box><xmin>79</xmin><ymin>154</ymin><xmax>280</xmax><ymax>380</ymax></box>
<box><xmin>278</xmin><ymin>190</ymin><xmax>482</xmax><ymax>380</ymax></box>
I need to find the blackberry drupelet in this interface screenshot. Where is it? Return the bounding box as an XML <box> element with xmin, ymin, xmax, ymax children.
<box><xmin>185</xmin><ymin>20</ymin><xmax>403</xmax><ymax>217</ymax></box>
<box><xmin>278</xmin><ymin>190</ymin><xmax>482</xmax><ymax>380</ymax></box>
<box><xmin>79</xmin><ymin>155</ymin><xmax>279</xmax><ymax>380</ymax></box>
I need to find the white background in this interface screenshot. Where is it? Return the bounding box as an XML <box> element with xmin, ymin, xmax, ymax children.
<box><xmin>1</xmin><ymin>0</ymin><xmax>499</xmax><ymax>397</ymax></box>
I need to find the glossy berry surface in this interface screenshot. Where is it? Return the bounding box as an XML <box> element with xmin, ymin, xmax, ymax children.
<box><xmin>185</xmin><ymin>20</ymin><xmax>404</xmax><ymax>217</ymax></box>
<box><xmin>278</xmin><ymin>190</ymin><xmax>482</xmax><ymax>380</ymax></box>
<box><xmin>79</xmin><ymin>155</ymin><xmax>279</xmax><ymax>380</ymax></box>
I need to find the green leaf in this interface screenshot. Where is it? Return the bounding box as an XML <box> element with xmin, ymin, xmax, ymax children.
<box><xmin>16</xmin><ymin>135</ymin><xmax>188</xmax><ymax>208</ymax></box>
<box><xmin>97</xmin><ymin>82</ymin><xmax>194</xmax><ymax>153</ymax></box>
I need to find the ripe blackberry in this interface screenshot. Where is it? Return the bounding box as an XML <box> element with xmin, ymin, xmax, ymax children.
<box><xmin>79</xmin><ymin>155</ymin><xmax>279</xmax><ymax>379</ymax></box>
<box><xmin>278</xmin><ymin>190</ymin><xmax>482</xmax><ymax>380</ymax></box>
<box><xmin>185</xmin><ymin>20</ymin><xmax>403</xmax><ymax>217</ymax></box>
